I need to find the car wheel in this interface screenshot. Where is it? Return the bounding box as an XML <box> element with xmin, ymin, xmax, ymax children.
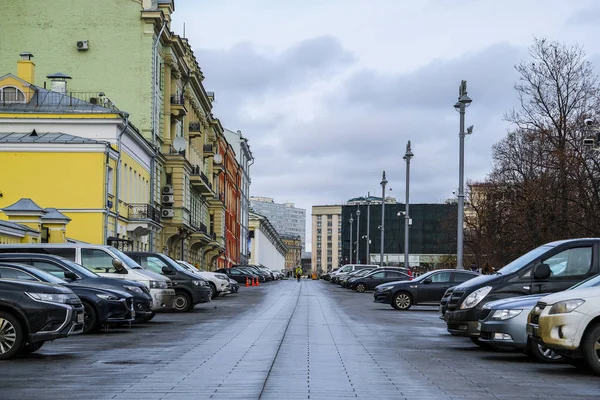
<box><xmin>82</xmin><ymin>301</ymin><xmax>99</xmax><ymax>334</ymax></box>
<box><xmin>0</xmin><ymin>311</ymin><xmax>23</xmax><ymax>360</ymax></box>
<box><xmin>21</xmin><ymin>341</ymin><xmax>45</xmax><ymax>354</ymax></box>
<box><xmin>174</xmin><ymin>291</ymin><xmax>193</xmax><ymax>312</ymax></box>
<box><xmin>209</xmin><ymin>283</ymin><xmax>218</xmax><ymax>300</ymax></box>
<box><xmin>392</xmin><ymin>292</ymin><xmax>412</xmax><ymax>310</ymax></box>
<box><xmin>529</xmin><ymin>341</ymin><xmax>565</xmax><ymax>363</ymax></box>
<box><xmin>356</xmin><ymin>283</ymin><xmax>367</xmax><ymax>293</ymax></box>
<box><xmin>581</xmin><ymin>322</ymin><xmax>600</xmax><ymax>375</ymax></box>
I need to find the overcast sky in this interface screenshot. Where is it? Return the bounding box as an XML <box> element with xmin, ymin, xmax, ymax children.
<box><xmin>172</xmin><ymin>0</ymin><xmax>600</xmax><ymax>251</ymax></box>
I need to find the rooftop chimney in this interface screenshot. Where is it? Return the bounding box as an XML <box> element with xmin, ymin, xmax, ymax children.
<box><xmin>17</xmin><ymin>52</ymin><xmax>35</xmax><ymax>85</ymax></box>
<box><xmin>46</xmin><ymin>72</ymin><xmax>72</xmax><ymax>94</ymax></box>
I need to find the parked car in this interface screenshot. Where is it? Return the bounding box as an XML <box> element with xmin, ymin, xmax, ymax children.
<box><xmin>241</xmin><ymin>265</ymin><xmax>271</xmax><ymax>281</ymax></box>
<box><xmin>528</xmin><ymin>285</ymin><xmax>600</xmax><ymax>374</ymax></box>
<box><xmin>0</xmin><ymin>262</ymin><xmax>134</xmax><ymax>334</ymax></box>
<box><xmin>177</xmin><ymin>260</ymin><xmax>232</xmax><ymax>299</ymax></box>
<box><xmin>0</xmin><ymin>253</ymin><xmax>154</xmax><ymax>322</ymax></box>
<box><xmin>340</xmin><ymin>268</ymin><xmax>375</xmax><ymax>288</ymax></box>
<box><xmin>443</xmin><ymin>239</ymin><xmax>600</xmax><ymax>343</ymax></box>
<box><xmin>0</xmin><ymin>244</ymin><xmax>176</xmax><ymax>312</ymax></box>
<box><xmin>349</xmin><ymin>268</ymin><xmax>413</xmax><ymax>292</ymax></box>
<box><xmin>216</xmin><ymin>267</ymin><xmax>259</xmax><ymax>284</ymax></box>
<box><xmin>331</xmin><ymin>264</ymin><xmax>379</xmax><ymax>283</ymax></box>
<box><xmin>126</xmin><ymin>252</ymin><xmax>212</xmax><ymax>312</ymax></box>
<box><xmin>374</xmin><ymin>269</ymin><xmax>479</xmax><ymax>310</ymax></box>
<box><xmin>228</xmin><ymin>278</ymin><xmax>240</xmax><ymax>293</ymax></box>
<box><xmin>0</xmin><ymin>278</ymin><xmax>84</xmax><ymax>359</ymax></box>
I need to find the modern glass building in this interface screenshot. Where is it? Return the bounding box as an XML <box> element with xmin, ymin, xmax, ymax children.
<box><xmin>250</xmin><ymin>197</ymin><xmax>306</xmax><ymax>250</ymax></box>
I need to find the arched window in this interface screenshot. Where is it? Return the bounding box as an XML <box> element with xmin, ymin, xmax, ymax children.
<box><xmin>0</xmin><ymin>86</ymin><xmax>26</xmax><ymax>103</ymax></box>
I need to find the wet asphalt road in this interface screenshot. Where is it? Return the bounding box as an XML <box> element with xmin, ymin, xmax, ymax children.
<box><xmin>1</xmin><ymin>279</ymin><xmax>599</xmax><ymax>399</ymax></box>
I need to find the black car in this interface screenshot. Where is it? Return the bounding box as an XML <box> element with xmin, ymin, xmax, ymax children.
<box><xmin>340</xmin><ymin>268</ymin><xmax>377</xmax><ymax>288</ymax></box>
<box><xmin>0</xmin><ymin>262</ymin><xmax>135</xmax><ymax>334</ymax></box>
<box><xmin>348</xmin><ymin>268</ymin><xmax>412</xmax><ymax>292</ymax></box>
<box><xmin>374</xmin><ymin>269</ymin><xmax>479</xmax><ymax>310</ymax></box>
<box><xmin>228</xmin><ymin>278</ymin><xmax>239</xmax><ymax>293</ymax></box>
<box><xmin>443</xmin><ymin>239</ymin><xmax>600</xmax><ymax>342</ymax></box>
<box><xmin>0</xmin><ymin>278</ymin><xmax>84</xmax><ymax>359</ymax></box>
<box><xmin>0</xmin><ymin>253</ymin><xmax>154</xmax><ymax>322</ymax></box>
<box><xmin>238</xmin><ymin>265</ymin><xmax>270</xmax><ymax>281</ymax></box>
<box><xmin>217</xmin><ymin>267</ymin><xmax>259</xmax><ymax>284</ymax></box>
<box><xmin>126</xmin><ymin>252</ymin><xmax>212</xmax><ymax>312</ymax></box>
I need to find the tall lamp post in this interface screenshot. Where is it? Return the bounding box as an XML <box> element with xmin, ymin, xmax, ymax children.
<box><xmin>453</xmin><ymin>80</ymin><xmax>473</xmax><ymax>270</ymax></box>
<box><xmin>366</xmin><ymin>194</ymin><xmax>371</xmax><ymax>264</ymax></box>
<box><xmin>356</xmin><ymin>208</ymin><xmax>361</xmax><ymax>264</ymax></box>
<box><xmin>349</xmin><ymin>213</ymin><xmax>354</xmax><ymax>264</ymax></box>
<box><xmin>403</xmin><ymin>141</ymin><xmax>414</xmax><ymax>270</ymax></box>
<box><xmin>380</xmin><ymin>171</ymin><xmax>387</xmax><ymax>267</ymax></box>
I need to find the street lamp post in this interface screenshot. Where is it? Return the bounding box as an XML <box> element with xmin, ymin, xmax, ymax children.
<box><xmin>366</xmin><ymin>194</ymin><xmax>371</xmax><ymax>264</ymax></box>
<box><xmin>349</xmin><ymin>213</ymin><xmax>354</xmax><ymax>264</ymax></box>
<box><xmin>453</xmin><ymin>80</ymin><xmax>473</xmax><ymax>270</ymax></box>
<box><xmin>356</xmin><ymin>208</ymin><xmax>361</xmax><ymax>264</ymax></box>
<box><xmin>403</xmin><ymin>141</ymin><xmax>414</xmax><ymax>270</ymax></box>
<box><xmin>380</xmin><ymin>171</ymin><xmax>387</xmax><ymax>267</ymax></box>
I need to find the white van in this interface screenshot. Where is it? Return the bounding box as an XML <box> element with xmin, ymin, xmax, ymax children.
<box><xmin>0</xmin><ymin>244</ymin><xmax>175</xmax><ymax>311</ymax></box>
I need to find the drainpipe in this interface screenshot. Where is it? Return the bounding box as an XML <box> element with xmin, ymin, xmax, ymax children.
<box><xmin>150</xmin><ymin>21</ymin><xmax>167</xmax><ymax>251</ymax></box>
<box><xmin>114</xmin><ymin>113</ymin><xmax>130</xmax><ymax>238</ymax></box>
<box><xmin>104</xmin><ymin>144</ymin><xmax>111</xmax><ymax>245</ymax></box>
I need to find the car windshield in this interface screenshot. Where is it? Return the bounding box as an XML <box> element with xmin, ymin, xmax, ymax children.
<box><xmin>158</xmin><ymin>254</ymin><xmax>187</xmax><ymax>272</ymax></box>
<box><xmin>109</xmin><ymin>248</ymin><xmax>143</xmax><ymax>269</ymax></box>
<box><xmin>354</xmin><ymin>269</ymin><xmax>375</xmax><ymax>277</ymax></box>
<box><xmin>30</xmin><ymin>268</ymin><xmax>67</xmax><ymax>284</ymax></box>
<box><xmin>495</xmin><ymin>244</ymin><xmax>555</xmax><ymax>275</ymax></box>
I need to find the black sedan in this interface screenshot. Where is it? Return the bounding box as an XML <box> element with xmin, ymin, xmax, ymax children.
<box><xmin>0</xmin><ymin>279</ymin><xmax>84</xmax><ymax>359</ymax></box>
<box><xmin>374</xmin><ymin>269</ymin><xmax>479</xmax><ymax>310</ymax></box>
<box><xmin>0</xmin><ymin>262</ymin><xmax>135</xmax><ymax>333</ymax></box>
<box><xmin>348</xmin><ymin>268</ymin><xmax>412</xmax><ymax>292</ymax></box>
<box><xmin>216</xmin><ymin>267</ymin><xmax>260</xmax><ymax>284</ymax></box>
<box><xmin>0</xmin><ymin>253</ymin><xmax>154</xmax><ymax>322</ymax></box>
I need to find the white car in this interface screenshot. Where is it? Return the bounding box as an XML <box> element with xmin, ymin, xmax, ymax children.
<box><xmin>528</xmin><ymin>286</ymin><xmax>600</xmax><ymax>374</ymax></box>
<box><xmin>177</xmin><ymin>261</ymin><xmax>231</xmax><ymax>299</ymax></box>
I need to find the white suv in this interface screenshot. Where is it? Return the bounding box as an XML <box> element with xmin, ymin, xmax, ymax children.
<box><xmin>528</xmin><ymin>286</ymin><xmax>600</xmax><ymax>374</ymax></box>
<box><xmin>177</xmin><ymin>261</ymin><xmax>231</xmax><ymax>299</ymax></box>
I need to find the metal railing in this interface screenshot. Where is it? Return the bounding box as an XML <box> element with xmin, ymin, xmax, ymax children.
<box><xmin>170</xmin><ymin>94</ymin><xmax>185</xmax><ymax>105</ymax></box>
<box><xmin>0</xmin><ymin>90</ymin><xmax>120</xmax><ymax>113</ymax></box>
<box><xmin>128</xmin><ymin>203</ymin><xmax>161</xmax><ymax>223</ymax></box>
<box><xmin>200</xmin><ymin>171</ymin><xmax>213</xmax><ymax>189</ymax></box>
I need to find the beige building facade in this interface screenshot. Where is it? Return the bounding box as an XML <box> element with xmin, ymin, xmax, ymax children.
<box><xmin>311</xmin><ymin>205</ymin><xmax>342</xmax><ymax>273</ymax></box>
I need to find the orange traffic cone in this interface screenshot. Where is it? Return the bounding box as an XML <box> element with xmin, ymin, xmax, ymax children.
<box><xmin>245</xmin><ymin>277</ymin><xmax>249</xmax><ymax>287</ymax></box>
<box><xmin>252</xmin><ymin>277</ymin><xmax>256</xmax><ymax>286</ymax></box>
<box><xmin>256</xmin><ymin>277</ymin><xmax>260</xmax><ymax>286</ymax></box>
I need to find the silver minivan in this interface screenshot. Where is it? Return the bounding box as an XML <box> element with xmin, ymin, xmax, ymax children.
<box><xmin>0</xmin><ymin>244</ymin><xmax>175</xmax><ymax>311</ymax></box>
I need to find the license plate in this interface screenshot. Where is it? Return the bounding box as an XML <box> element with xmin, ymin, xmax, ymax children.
<box><xmin>477</xmin><ymin>322</ymin><xmax>482</xmax><ymax>332</ymax></box>
<box><xmin>77</xmin><ymin>313</ymin><xmax>84</xmax><ymax>324</ymax></box>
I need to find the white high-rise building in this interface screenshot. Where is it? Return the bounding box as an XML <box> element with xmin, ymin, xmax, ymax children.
<box><xmin>250</xmin><ymin>197</ymin><xmax>306</xmax><ymax>250</ymax></box>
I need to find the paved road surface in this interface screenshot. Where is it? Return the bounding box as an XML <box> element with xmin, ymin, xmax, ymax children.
<box><xmin>2</xmin><ymin>280</ymin><xmax>599</xmax><ymax>399</ymax></box>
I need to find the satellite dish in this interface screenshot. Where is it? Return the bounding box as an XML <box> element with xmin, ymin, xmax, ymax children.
<box><xmin>214</xmin><ymin>153</ymin><xmax>223</xmax><ymax>164</ymax></box>
<box><xmin>173</xmin><ymin>137</ymin><xmax>187</xmax><ymax>152</ymax></box>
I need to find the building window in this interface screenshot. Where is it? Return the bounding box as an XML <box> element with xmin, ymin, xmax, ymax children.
<box><xmin>0</xmin><ymin>86</ymin><xmax>26</xmax><ymax>103</ymax></box>
<box><xmin>328</xmin><ymin>221</ymin><xmax>332</xmax><ymax>227</ymax></box>
<box><xmin>107</xmin><ymin>167</ymin><xmax>114</xmax><ymax>195</ymax></box>
<box><xmin>327</xmin><ymin>235</ymin><xmax>332</xmax><ymax>241</ymax></box>
<box><xmin>327</xmin><ymin>228</ymin><xmax>332</xmax><ymax>234</ymax></box>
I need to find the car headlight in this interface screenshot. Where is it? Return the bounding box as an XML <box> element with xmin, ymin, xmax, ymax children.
<box><xmin>378</xmin><ymin>286</ymin><xmax>393</xmax><ymax>292</ymax></box>
<box><xmin>491</xmin><ymin>309</ymin><xmax>523</xmax><ymax>320</ymax></box>
<box><xmin>548</xmin><ymin>299</ymin><xmax>585</xmax><ymax>315</ymax></box>
<box><xmin>215</xmin><ymin>274</ymin><xmax>229</xmax><ymax>280</ymax></box>
<box><xmin>192</xmin><ymin>280</ymin><xmax>206</xmax><ymax>286</ymax></box>
<box><xmin>123</xmin><ymin>285</ymin><xmax>144</xmax><ymax>294</ymax></box>
<box><xmin>149</xmin><ymin>280</ymin><xmax>168</xmax><ymax>289</ymax></box>
<box><xmin>97</xmin><ymin>293</ymin><xmax>120</xmax><ymax>301</ymax></box>
<box><xmin>460</xmin><ymin>286</ymin><xmax>493</xmax><ymax>310</ymax></box>
<box><xmin>26</xmin><ymin>292</ymin><xmax>70</xmax><ymax>304</ymax></box>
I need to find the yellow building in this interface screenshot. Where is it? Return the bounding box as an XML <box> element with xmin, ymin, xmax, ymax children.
<box><xmin>0</xmin><ymin>54</ymin><xmax>160</xmax><ymax>250</ymax></box>
<box><xmin>281</xmin><ymin>234</ymin><xmax>302</xmax><ymax>272</ymax></box>
<box><xmin>0</xmin><ymin>198</ymin><xmax>71</xmax><ymax>244</ymax></box>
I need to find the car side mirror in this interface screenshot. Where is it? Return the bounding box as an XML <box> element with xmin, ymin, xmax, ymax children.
<box><xmin>423</xmin><ymin>278</ymin><xmax>432</xmax><ymax>284</ymax></box>
<box><xmin>112</xmin><ymin>258</ymin><xmax>127</xmax><ymax>274</ymax></box>
<box><xmin>161</xmin><ymin>266</ymin><xmax>174</xmax><ymax>275</ymax></box>
<box><xmin>64</xmin><ymin>271</ymin><xmax>78</xmax><ymax>280</ymax></box>
<box><xmin>533</xmin><ymin>263</ymin><xmax>551</xmax><ymax>280</ymax></box>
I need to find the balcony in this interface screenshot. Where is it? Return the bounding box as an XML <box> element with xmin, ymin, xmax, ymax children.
<box><xmin>189</xmin><ymin>218</ymin><xmax>211</xmax><ymax>245</ymax></box>
<box><xmin>170</xmin><ymin>94</ymin><xmax>187</xmax><ymax>117</ymax></box>
<box><xmin>203</xmin><ymin>144</ymin><xmax>214</xmax><ymax>155</ymax></box>
<box><xmin>126</xmin><ymin>203</ymin><xmax>162</xmax><ymax>236</ymax></box>
<box><xmin>208</xmin><ymin>192</ymin><xmax>225</xmax><ymax>211</ymax></box>
<box><xmin>189</xmin><ymin>121</ymin><xmax>201</xmax><ymax>138</ymax></box>
<box><xmin>190</xmin><ymin>165</ymin><xmax>214</xmax><ymax>195</ymax></box>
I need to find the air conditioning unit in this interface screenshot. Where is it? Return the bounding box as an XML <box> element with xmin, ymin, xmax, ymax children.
<box><xmin>76</xmin><ymin>40</ymin><xmax>89</xmax><ymax>51</ymax></box>
<box><xmin>162</xmin><ymin>194</ymin><xmax>174</xmax><ymax>204</ymax></box>
<box><xmin>161</xmin><ymin>208</ymin><xmax>174</xmax><ymax>218</ymax></box>
<box><xmin>162</xmin><ymin>185</ymin><xmax>174</xmax><ymax>195</ymax></box>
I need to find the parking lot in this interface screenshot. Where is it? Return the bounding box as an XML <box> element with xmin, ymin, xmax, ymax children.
<box><xmin>2</xmin><ymin>280</ymin><xmax>599</xmax><ymax>400</ymax></box>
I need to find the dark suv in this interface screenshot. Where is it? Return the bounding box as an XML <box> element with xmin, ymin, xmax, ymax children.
<box><xmin>443</xmin><ymin>239</ymin><xmax>600</xmax><ymax>343</ymax></box>
<box><xmin>0</xmin><ymin>253</ymin><xmax>154</xmax><ymax>322</ymax></box>
<box><xmin>126</xmin><ymin>252</ymin><xmax>211</xmax><ymax>312</ymax></box>
<box><xmin>0</xmin><ymin>279</ymin><xmax>84</xmax><ymax>359</ymax></box>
